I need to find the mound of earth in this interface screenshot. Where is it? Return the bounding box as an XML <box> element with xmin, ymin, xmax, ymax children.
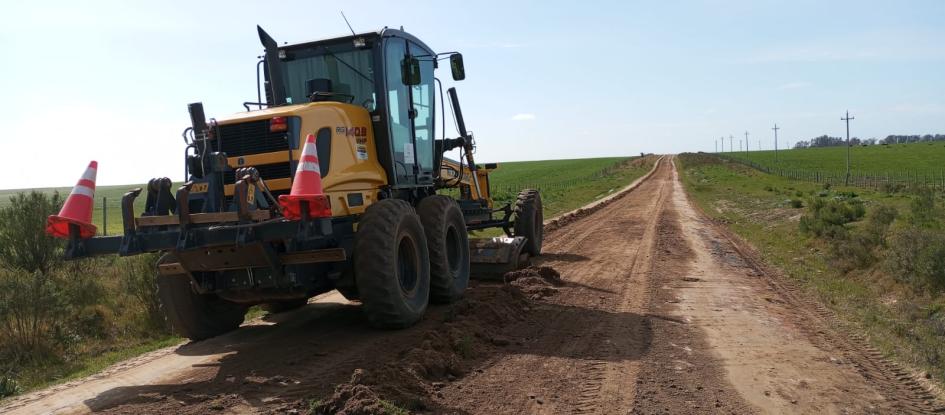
<box><xmin>504</xmin><ymin>266</ymin><xmax>562</xmax><ymax>299</ymax></box>
<box><xmin>312</xmin><ymin>273</ymin><xmax>552</xmax><ymax>414</ymax></box>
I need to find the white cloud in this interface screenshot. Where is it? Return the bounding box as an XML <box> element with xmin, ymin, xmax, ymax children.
<box><xmin>777</xmin><ymin>81</ymin><xmax>811</xmax><ymax>90</ymax></box>
<box><xmin>511</xmin><ymin>113</ymin><xmax>536</xmax><ymax>121</ymax></box>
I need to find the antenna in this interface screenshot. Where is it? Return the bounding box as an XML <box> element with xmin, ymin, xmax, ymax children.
<box><xmin>340</xmin><ymin>11</ymin><xmax>356</xmax><ymax>36</ymax></box>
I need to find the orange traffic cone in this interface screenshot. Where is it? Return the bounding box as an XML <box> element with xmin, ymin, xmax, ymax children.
<box><xmin>279</xmin><ymin>134</ymin><xmax>332</xmax><ymax>220</ymax></box>
<box><xmin>47</xmin><ymin>161</ymin><xmax>98</xmax><ymax>239</ymax></box>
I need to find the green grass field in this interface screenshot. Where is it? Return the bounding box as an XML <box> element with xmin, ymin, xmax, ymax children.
<box><xmin>0</xmin><ymin>156</ymin><xmax>654</xmax><ymax>233</ymax></box>
<box><xmin>485</xmin><ymin>156</ymin><xmax>655</xmax><ymax>217</ymax></box>
<box><xmin>722</xmin><ymin>141</ymin><xmax>945</xmax><ymax>175</ymax></box>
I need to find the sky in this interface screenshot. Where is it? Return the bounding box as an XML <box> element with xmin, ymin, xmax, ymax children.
<box><xmin>1</xmin><ymin>0</ymin><xmax>943</xmax><ymax>189</ymax></box>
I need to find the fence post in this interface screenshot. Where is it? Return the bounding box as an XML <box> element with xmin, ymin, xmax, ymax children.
<box><xmin>102</xmin><ymin>196</ymin><xmax>107</xmax><ymax>236</ymax></box>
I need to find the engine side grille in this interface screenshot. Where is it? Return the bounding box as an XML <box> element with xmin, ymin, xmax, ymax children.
<box><xmin>218</xmin><ymin>120</ymin><xmax>290</xmax><ymax>156</ymax></box>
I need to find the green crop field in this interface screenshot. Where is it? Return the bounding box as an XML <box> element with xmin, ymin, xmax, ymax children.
<box><xmin>722</xmin><ymin>141</ymin><xmax>945</xmax><ymax>175</ymax></box>
<box><xmin>484</xmin><ymin>156</ymin><xmax>655</xmax><ymax>217</ymax></box>
<box><xmin>449</xmin><ymin>156</ymin><xmax>657</xmax><ymax>219</ymax></box>
<box><xmin>0</xmin><ymin>156</ymin><xmax>656</xmax><ymax>234</ymax></box>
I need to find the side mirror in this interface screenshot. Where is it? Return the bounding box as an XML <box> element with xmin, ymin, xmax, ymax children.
<box><xmin>401</xmin><ymin>56</ymin><xmax>421</xmax><ymax>86</ymax></box>
<box><xmin>450</xmin><ymin>53</ymin><xmax>465</xmax><ymax>81</ymax></box>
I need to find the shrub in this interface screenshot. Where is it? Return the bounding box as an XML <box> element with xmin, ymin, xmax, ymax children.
<box><xmin>0</xmin><ymin>268</ymin><xmax>67</xmax><ymax>360</ymax></box>
<box><xmin>789</xmin><ymin>199</ymin><xmax>804</xmax><ymax>208</ymax></box>
<box><xmin>885</xmin><ymin>227</ymin><xmax>945</xmax><ymax>291</ymax></box>
<box><xmin>0</xmin><ymin>191</ymin><xmax>63</xmax><ymax>274</ymax></box>
<box><xmin>0</xmin><ymin>372</ymin><xmax>21</xmax><ymax>399</ymax></box>
<box><xmin>119</xmin><ymin>253</ymin><xmax>169</xmax><ymax>332</ymax></box>
<box><xmin>799</xmin><ymin>197</ymin><xmax>865</xmax><ymax>239</ymax></box>
<box><xmin>909</xmin><ymin>187</ymin><xmax>940</xmax><ymax>228</ymax></box>
<box><xmin>829</xmin><ymin>233</ymin><xmax>877</xmax><ymax>272</ymax></box>
<box><xmin>863</xmin><ymin>205</ymin><xmax>898</xmax><ymax>246</ymax></box>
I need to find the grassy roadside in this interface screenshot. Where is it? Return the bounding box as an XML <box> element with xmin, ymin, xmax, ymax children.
<box><xmin>675</xmin><ymin>153</ymin><xmax>945</xmax><ymax>382</ymax></box>
<box><xmin>488</xmin><ymin>155</ymin><xmax>658</xmax><ymax>218</ymax></box>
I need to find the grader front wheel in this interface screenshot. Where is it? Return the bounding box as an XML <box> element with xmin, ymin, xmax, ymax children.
<box><xmin>354</xmin><ymin>199</ymin><xmax>431</xmax><ymax>329</ymax></box>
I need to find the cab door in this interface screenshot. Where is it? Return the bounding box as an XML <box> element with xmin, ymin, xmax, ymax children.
<box><xmin>383</xmin><ymin>36</ymin><xmax>436</xmax><ymax>187</ymax></box>
<box><xmin>384</xmin><ymin>37</ymin><xmax>417</xmax><ymax>185</ymax></box>
<box><xmin>407</xmin><ymin>41</ymin><xmax>435</xmax><ymax>185</ymax></box>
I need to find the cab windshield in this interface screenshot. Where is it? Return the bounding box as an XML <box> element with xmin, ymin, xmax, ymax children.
<box><xmin>279</xmin><ymin>41</ymin><xmax>375</xmax><ymax>109</ymax></box>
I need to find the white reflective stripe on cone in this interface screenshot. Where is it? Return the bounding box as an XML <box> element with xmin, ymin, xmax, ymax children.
<box><xmin>80</xmin><ymin>168</ymin><xmax>97</xmax><ymax>182</ymax></box>
<box><xmin>71</xmin><ymin>185</ymin><xmax>95</xmax><ymax>198</ymax></box>
<box><xmin>301</xmin><ymin>143</ymin><xmax>317</xmax><ymax>156</ymax></box>
<box><xmin>300</xmin><ymin>161</ymin><xmax>320</xmax><ymax>172</ymax></box>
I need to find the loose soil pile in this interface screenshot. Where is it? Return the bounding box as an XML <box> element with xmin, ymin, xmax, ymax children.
<box><xmin>312</xmin><ymin>269</ymin><xmax>561</xmax><ymax>414</ymax></box>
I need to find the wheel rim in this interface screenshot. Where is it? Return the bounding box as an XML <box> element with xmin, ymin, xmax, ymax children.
<box><xmin>397</xmin><ymin>235</ymin><xmax>419</xmax><ymax>295</ymax></box>
<box><xmin>445</xmin><ymin>225</ymin><xmax>461</xmax><ymax>277</ymax></box>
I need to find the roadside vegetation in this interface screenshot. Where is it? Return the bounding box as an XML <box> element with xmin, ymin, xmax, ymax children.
<box><xmin>677</xmin><ymin>153</ymin><xmax>945</xmax><ymax>382</ymax></box>
<box><xmin>0</xmin><ymin>191</ymin><xmax>178</xmax><ymax>400</ymax></box>
<box><xmin>486</xmin><ymin>155</ymin><xmax>657</xmax><ymax>217</ymax></box>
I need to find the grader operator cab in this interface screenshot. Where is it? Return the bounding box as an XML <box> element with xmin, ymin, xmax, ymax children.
<box><xmin>48</xmin><ymin>26</ymin><xmax>543</xmax><ymax>340</ymax></box>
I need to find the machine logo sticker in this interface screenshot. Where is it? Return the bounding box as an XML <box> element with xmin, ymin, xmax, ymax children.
<box><xmin>237</xmin><ymin>157</ymin><xmax>245</xmax><ymax>166</ymax></box>
<box><xmin>356</xmin><ymin>145</ymin><xmax>369</xmax><ymax>160</ymax></box>
<box><xmin>337</xmin><ymin>126</ymin><xmax>368</xmax><ymax>137</ymax></box>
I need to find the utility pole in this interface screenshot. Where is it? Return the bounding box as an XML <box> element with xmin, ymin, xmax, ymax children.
<box><xmin>729</xmin><ymin>135</ymin><xmax>733</xmax><ymax>153</ymax></box>
<box><xmin>744</xmin><ymin>131</ymin><xmax>750</xmax><ymax>160</ymax></box>
<box><xmin>715</xmin><ymin>139</ymin><xmax>718</xmax><ymax>153</ymax></box>
<box><xmin>842</xmin><ymin>110</ymin><xmax>855</xmax><ymax>185</ymax></box>
<box><xmin>772</xmin><ymin>124</ymin><xmax>780</xmax><ymax>162</ymax></box>
<box><xmin>721</xmin><ymin>136</ymin><xmax>725</xmax><ymax>153</ymax></box>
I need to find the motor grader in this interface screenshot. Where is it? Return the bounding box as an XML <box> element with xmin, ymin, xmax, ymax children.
<box><xmin>58</xmin><ymin>26</ymin><xmax>543</xmax><ymax>340</ymax></box>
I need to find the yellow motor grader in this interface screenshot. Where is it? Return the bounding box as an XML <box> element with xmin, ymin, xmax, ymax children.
<box><xmin>62</xmin><ymin>26</ymin><xmax>542</xmax><ymax>340</ymax></box>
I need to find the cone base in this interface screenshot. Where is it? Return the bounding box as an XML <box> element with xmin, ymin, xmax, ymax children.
<box><xmin>279</xmin><ymin>194</ymin><xmax>332</xmax><ymax>220</ymax></box>
<box><xmin>46</xmin><ymin>215</ymin><xmax>97</xmax><ymax>239</ymax></box>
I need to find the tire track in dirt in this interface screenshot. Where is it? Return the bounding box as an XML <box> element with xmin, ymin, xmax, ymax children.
<box><xmin>666</xmin><ymin>157</ymin><xmax>945</xmax><ymax>414</ymax></box>
<box><xmin>437</xmin><ymin>157</ymin><xmax>676</xmax><ymax>414</ymax></box>
<box><xmin>701</xmin><ymin>198</ymin><xmax>945</xmax><ymax>413</ymax></box>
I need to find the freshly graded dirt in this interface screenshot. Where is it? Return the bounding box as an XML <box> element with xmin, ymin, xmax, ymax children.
<box><xmin>3</xmin><ymin>156</ymin><xmax>943</xmax><ymax>414</ymax></box>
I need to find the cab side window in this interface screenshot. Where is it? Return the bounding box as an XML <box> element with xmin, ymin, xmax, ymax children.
<box><xmin>385</xmin><ymin>37</ymin><xmax>415</xmax><ymax>182</ymax></box>
<box><xmin>409</xmin><ymin>41</ymin><xmax>435</xmax><ymax>177</ymax></box>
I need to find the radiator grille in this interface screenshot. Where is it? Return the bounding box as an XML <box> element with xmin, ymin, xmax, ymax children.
<box><xmin>218</xmin><ymin>120</ymin><xmax>290</xmax><ymax>156</ymax></box>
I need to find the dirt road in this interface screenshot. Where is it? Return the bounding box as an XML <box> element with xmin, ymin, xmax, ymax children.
<box><xmin>3</xmin><ymin>157</ymin><xmax>942</xmax><ymax>414</ymax></box>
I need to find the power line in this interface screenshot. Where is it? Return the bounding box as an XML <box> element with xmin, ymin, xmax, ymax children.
<box><xmin>772</xmin><ymin>123</ymin><xmax>780</xmax><ymax>162</ymax></box>
<box><xmin>842</xmin><ymin>110</ymin><xmax>855</xmax><ymax>185</ymax></box>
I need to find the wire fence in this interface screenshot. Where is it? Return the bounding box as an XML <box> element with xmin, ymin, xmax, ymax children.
<box><xmin>716</xmin><ymin>154</ymin><xmax>945</xmax><ymax>192</ymax></box>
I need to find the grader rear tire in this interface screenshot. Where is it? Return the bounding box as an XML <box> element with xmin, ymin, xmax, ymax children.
<box><xmin>513</xmin><ymin>189</ymin><xmax>544</xmax><ymax>256</ymax></box>
<box><xmin>156</xmin><ymin>254</ymin><xmax>246</xmax><ymax>341</ymax></box>
<box><xmin>417</xmin><ymin>195</ymin><xmax>470</xmax><ymax>304</ymax></box>
<box><xmin>354</xmin><ymin>199</ymin><xmax>431</xmax><ymax>328</ymax></box>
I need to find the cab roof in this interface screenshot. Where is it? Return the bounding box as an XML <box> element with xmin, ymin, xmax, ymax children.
<box><xmin>279</xmin><ymin>27</ymin><xmax>436</xmax><ymax>56</ymax></box>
